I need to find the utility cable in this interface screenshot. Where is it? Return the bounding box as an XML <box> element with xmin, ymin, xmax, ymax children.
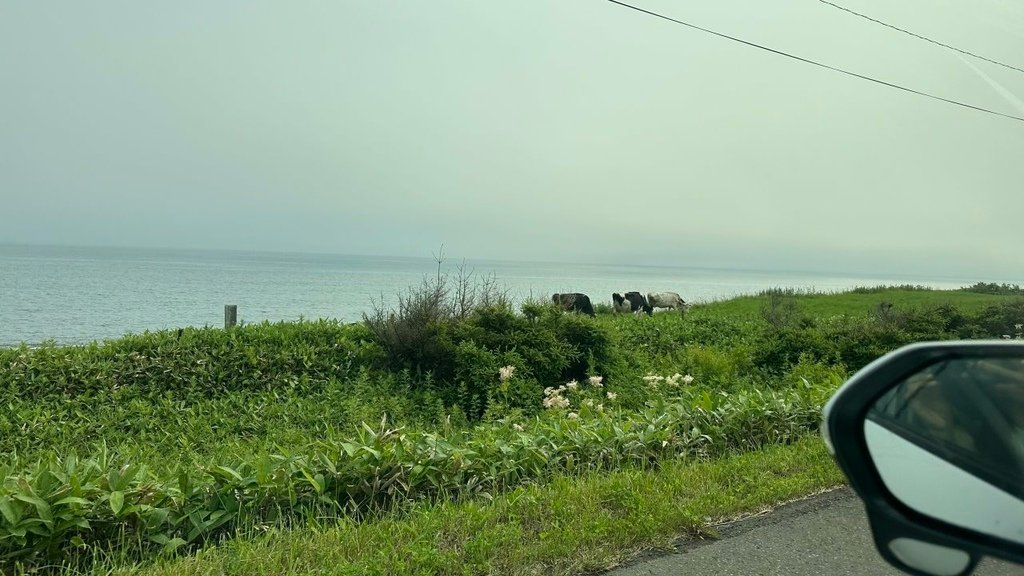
<box><xmin>606</xmin><ymin>0</ymin><xmax>1024</xmax><ymax>124</ymax></box>
<box><xmin>815</xmin><ymin>0</ymin><xmax>1024</xmax><ymax>76</ymax></box>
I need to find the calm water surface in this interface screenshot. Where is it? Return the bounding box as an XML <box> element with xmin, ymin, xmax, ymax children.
<box><xmin>0</xmin><ymin>244</ymin><xmax>976</xmax><ymax>346</ymax></box>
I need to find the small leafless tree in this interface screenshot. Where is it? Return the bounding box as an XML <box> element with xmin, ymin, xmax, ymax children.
<box><xmin>363</xmin><ymin>246</ymin><xmax>511</xmax><ymax>370</ymax></box>
<box><xmin>761</xmin><ymin>288</ymin><xmax>803</xmax><ymax>330</ymax></box>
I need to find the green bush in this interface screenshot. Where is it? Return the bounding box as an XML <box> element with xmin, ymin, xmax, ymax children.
<box><xmin>750</xmin><ymin>301</ymin><xmax>1023</xmax><ymax>374</ymax></box>
<box><xmin>451</xmin><ymin>340</ymin><xmax>499</xmax><ymax>420</ymax></box>
<box><xmin>365</xmin><ymin>283</ymin><xmax>614</xmax><ymax>419</ymax></box>
<box><xmin>849</xmin><ymin>284</ymin><xmax>933</xmax><ymax>294</ymax></box>
<box><xmin>0</xmin><ymin>374</ymin><xmax>829</xmax><ymax>571</ymax></box>
<box><xmin>960</xmin><ymin>282</ymin><xmax>1024</xmax><ymax>296</ymax></box>
<box><xmin>0</xmin><ymin>369</ymin><xmax>452</xmax><ymax>467</ymax></box>
<box><xmin>752</xmin><ymin>325</ymin><xmax>839</xmax><ymax>373</ymax></box>
<box><xmin>362</xmin><ymin>267</ymin><xmax>510</xmax><ymax>378</ymax></box>
<box><xmin>0</xmin><ymin>320</ymin><xmax>372</xmax><ymax>400</ymax></box>
<box><xmin>760</xmin><ymin>289</ymin><xmax>807</xmax><ymax>330</ymax></box>
<box><xmin>6</xmin><ymin>283</ymin><xmax>1019</xmax><ymax>572</ymax></box>
<box><xmin>963</xmin><ymin>300</ymin><xmax>1024</xmax><ymax>338</ymax></box>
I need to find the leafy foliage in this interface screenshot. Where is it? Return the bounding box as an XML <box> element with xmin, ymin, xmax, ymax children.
<box><xmin>0</xmin><ymin>320</ymin><xmax>373</xmax><ymax>399</ymax></box>
<box><xmin>0</xmin><ymin>376</ymin><xmax>826</xmax><ymax>569</ymax></box>
<box><xmin>2</xmin><ymin>284</ymin><xmax>1022</xmax><ymax>571</ymax></box>
<box><xmin>960</xmin><ymin>282</ymin><xmax>1024</xmax><ymax>296</ymax></box>
<box><xmin>364</xmin><ymin>271</ymin><xmax>613</xmax><ymax>419</ymax></box>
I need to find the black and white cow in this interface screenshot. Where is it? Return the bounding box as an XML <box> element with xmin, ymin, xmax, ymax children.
<box><xmin>552</xmin><ymin>293</ymin><xmax>596</xmax><ymax>317</ymax></box>
<box><xmin>647</xmin><ymin>291</ymin><xmax>687</xmax><ymax>311</ymax></box>
<box><xmin>612</xmin><ymin>292</ymin><xmax>653</xmax><ymax>315</ymax></box>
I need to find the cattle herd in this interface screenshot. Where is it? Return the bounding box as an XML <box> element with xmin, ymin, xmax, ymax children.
<box><xmin>551</xmin><ymin>291</ymin><xmax>687</xmax><ymax>317</ymax></box>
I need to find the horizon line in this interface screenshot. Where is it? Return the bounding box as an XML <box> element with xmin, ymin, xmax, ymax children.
<box><xmin>0</xmin><ymin>240</ymin><xmax>1006</xmax><ymax>285</ymax></box>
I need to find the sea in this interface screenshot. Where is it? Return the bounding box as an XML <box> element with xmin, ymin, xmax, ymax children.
<box><xmin>0</xmin><ymin>244</ymin><xmax>979</xmax><ymax>347</ymax></box>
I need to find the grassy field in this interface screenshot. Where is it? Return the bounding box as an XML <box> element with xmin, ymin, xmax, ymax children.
<box><xmin>119</xmin><ymin>437</ymin><xmax>842</xmax><ymax>576</ymax></box>
<box><xmin>1</xmin><ymin>284</ymin><xmax>1022</xmax><ymax>574</ymax></box>
<box><xmin>697</xmin><ymin>286</ymin><xmax>1015</xmax><ymax>319</ymax></box>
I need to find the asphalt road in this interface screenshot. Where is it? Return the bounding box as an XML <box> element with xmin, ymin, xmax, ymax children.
<box><xmin>604</xmin><ymin>487</ymin><xmax>1023</xmax><ymax>576</ymax></box>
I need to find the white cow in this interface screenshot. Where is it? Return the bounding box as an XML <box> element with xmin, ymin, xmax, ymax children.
<box><xmin>647</xmin><ymin>291</ymin><xmax>687</xmax><ymax>311</ymax></box>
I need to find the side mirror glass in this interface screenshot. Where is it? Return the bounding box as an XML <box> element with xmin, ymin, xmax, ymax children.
<box><xmin>865</xmin><ymin>357</ymin><xmax>1024</xmax><ymax>546</ymax></box>
<box><xmin>887</xmin><ymin>538</ymin><xmax>972</xmax><ymax>576</ymax></box>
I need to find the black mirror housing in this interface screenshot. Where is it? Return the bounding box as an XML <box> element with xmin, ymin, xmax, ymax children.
<box><xmin>823</xmin><ymin>341</ymin><xmax>1024</xmax><ymax>575</ymax></box>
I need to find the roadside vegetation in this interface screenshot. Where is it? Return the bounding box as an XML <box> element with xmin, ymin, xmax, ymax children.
<box><xmin>1</xmin><ymin>275</ymin><xmax>1022</xmax><ymax>574</ymax></box>
<box><xmin>118</xmin><ymin>437</ymin><xmax>843</xmax><ymax>576</ymax></box>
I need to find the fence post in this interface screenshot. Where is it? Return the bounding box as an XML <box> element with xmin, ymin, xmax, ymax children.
<box><xmin>225</xmin><ymin>304</ymin><xmax>237</xmax><ymax>329</ymax></box>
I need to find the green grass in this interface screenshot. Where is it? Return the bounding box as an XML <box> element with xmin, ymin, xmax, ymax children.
<box><xmin>700</xmin><ymin>288</ymin><xmax>1016</xmax><ymax>319</ymax></box>
<box><xmin>1</xmin><ymin>378</ymin><xmax>831</xmax><ymax>570</ymax></box>
<box><xmin>108</xmin><ymin>436</ymin><xmax>842</xmax><ymax>576</ymax></box>
<box><xmin>0</xmin><ymin>372</ymin><xmax>452</xmax><ymax>466</ymax></box>
<box><xmin>5</xmin><ymin>284</ymin><xmax>1020</xmax><ymax>572</ymax></box>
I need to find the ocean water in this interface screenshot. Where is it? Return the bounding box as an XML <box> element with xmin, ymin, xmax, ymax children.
<box><xmin>0</xmin><ymin>244</ymin><xmax>976</xmax><ymax>346</ymax></box>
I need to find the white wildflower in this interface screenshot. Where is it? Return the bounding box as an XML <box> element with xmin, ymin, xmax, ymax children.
<box><xmin>513</xmin><ymin>423</ymin><xmax>525</xmax><ymax>432</ymax></box>
<box><xmin>566</xmin><ymin>380</ymin><xmax>579</xmax><ymax>391</ymax></box>
<box><xmin>682</xmin><ymin>374</ymin><xmax>694</xmax><ymax>385</ymax></box>
<box><xmin>544</xmin><ymin>387</ymin><xmax>556</xmax><ymax>397</ymax></box>
<box><xmin>498</xmin><ymin>365</ymin><xmax>516</xmax><ymax>382</ymax></box>
<box><xmin>543</xmin><ymin>394</ymin><xmax>570</xmax><ymax>410</ymax></box>
<box><xmin>588</xmin><ymin>376</ymin><xmax>604</xmax><ymax>387</ymax></box>
<box><xmin>583</xmin><ymin>399</ymin><xmax>595</xmax><ymax>408</ymax></box>
<box><xmin>606</xmin><ymin>391</ymin><xmax>618</xmax><ymax>401</ymax></box>
<box><xmin>567</xmin><ymin>412</ymin><xmax>579</xmax><ymax>420</ymax></box>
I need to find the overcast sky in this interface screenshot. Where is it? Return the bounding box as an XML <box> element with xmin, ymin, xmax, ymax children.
<box><xmin>2</xmin><ymin>0</ymin><xmax>1023</xmax><ymax>279</ymax></box>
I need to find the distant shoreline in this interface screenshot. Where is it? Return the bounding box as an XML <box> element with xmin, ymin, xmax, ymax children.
<box><xmin>5</xmin><ymin>282</ymin><xmax>1020</xmax><ymax>349</ymax></box>
<box><xmin>3</xmin><ymin>244</ymin><xmax>1013</xmax><ymax>347</ymax></box>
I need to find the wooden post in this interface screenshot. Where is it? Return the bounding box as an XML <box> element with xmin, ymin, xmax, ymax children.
<box><xmin>225</xmin><ymin>304</ymin><xmax>237</xmax><ymax>328</ymax></box>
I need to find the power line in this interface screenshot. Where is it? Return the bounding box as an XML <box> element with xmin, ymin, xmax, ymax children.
<box><xmin>606</xmin><ymin>0</ymin><xmax>1024</xmax><ymax>124</ymax></box>
<box><xmin>815</xmin><ymin>0</ymin><xmax>1024</xmax><ymax>76</ymax></box>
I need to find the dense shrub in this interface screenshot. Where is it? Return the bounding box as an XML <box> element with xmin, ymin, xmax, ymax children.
<box><xmin>752</xmin><ymin>325</ymin><xmax>839</xmax><ymax>373</ymax></box>
<box><xmin>827</xmin><ymin>320</ymin><xmax>912</xmax><ymax>371</ymax></box>
<box><xmin>364</xmin><ymin>272</ymin><xmax>614</xmax><ymax>419</ymax></box>
<box><xmin>960</xmin><ymin>282</ymin><xmax>1024</xmax><ymax>296</ymax></box>
<box><xmin>0</xmin><ymin>320</ymin><xmax>373</xmax><ymax>400</ymax></box>
<box><xmin>752</xmin><ymin>300</ymin><xmax>1024</xmax><ymax>373</ymax></box>
<box><xmin>438</xmin><ymin>305</ymin><xmax>613</xmax><ymax>419</ymax></box>
<box><xmin>607</xmin><ymin>313</ymin><xmax>755</xmax><ymax>359</ymax></box>
<box><xmin>760</xmin><ymin>289</ymin><xmax>807</xmax><ymax>330</ymax></box>
<box><xmin>0</xmin><ymin>370</ymin><xmax>452</xmax><ymax>466</ymax></box>
<box><xmin>362</xmin><ymin>267</ymin><xmax>509</xmax><ymax>375</ymax></box>
<box><xmin>5</xmin><ymin>284</ymin><xmax>1017</xmax><ymax>572</ymax></box>
<box><xmin>0</xmin><ymin>375</ymin><xmax>827</xmax><ymax>570</ymax></box>
<box><xmin>963</xmin><ymin>300</ymin><xmax>1024</xmax><ymax>338</ymax></box>
<box><xmin>849</xmin><ymin>284</ymin><xmax>933</xmax><ymax>294</ymax></box>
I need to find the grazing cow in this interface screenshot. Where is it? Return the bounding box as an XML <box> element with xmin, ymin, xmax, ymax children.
<box><xmin>611</xmin><ymin>293</ymin><xmax>629</xmax><ymax>313</ymax></box>
<box><xmin>552</xmin><ymin>293</ymin><xmax>596</xmax><ymax>317</ymax></box>
<box><xmin>612</xmin><ymin>292</ymin><xmax>653</xmax><ymax>315</ymax></box>
<box><xmin>647</xmin><ymin>291</ymin><xmax>687</xmax><ymax>311</ymax></box>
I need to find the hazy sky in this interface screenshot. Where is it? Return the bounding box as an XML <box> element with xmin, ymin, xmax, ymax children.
<box><xmin>3</xmin><ymin>0</ymin><xmax>1023</xmax><ymax>279</ymax></box>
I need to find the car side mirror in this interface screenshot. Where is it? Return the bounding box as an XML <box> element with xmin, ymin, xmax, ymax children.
<box><xmin>823</xmin><ymin>341</ymin><xmax>1024</xmax><ymax>576</ymax></box>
